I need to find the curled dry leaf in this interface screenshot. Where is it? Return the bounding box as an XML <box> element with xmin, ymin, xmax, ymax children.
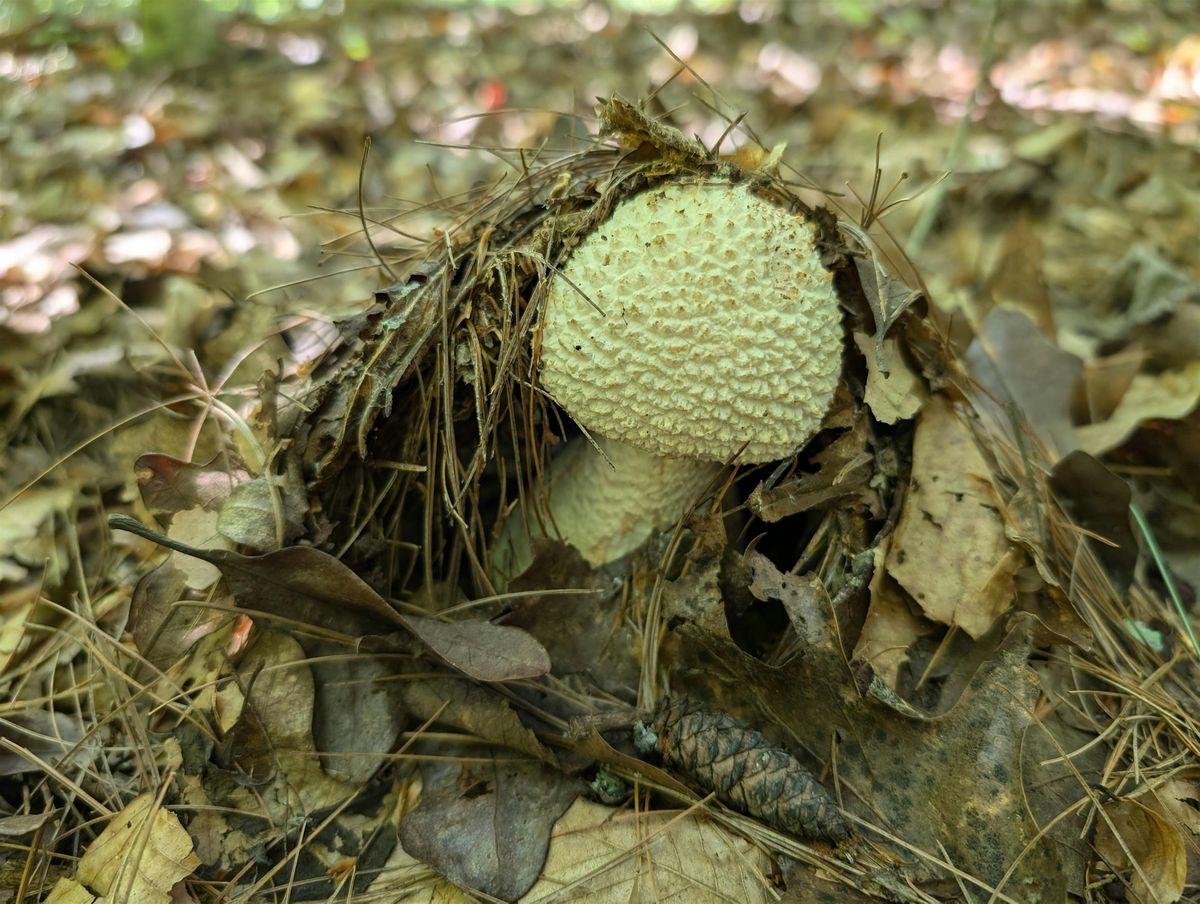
<box><xmin>885</xmin><ymin>394</ymin><xmax>1020</xmax><ymax>638</ymax></box>
<box><xmin>1094</xmin><ymin>797</ymin><xmax>1187</xmax><ymax>904</ymax></box>
<box><xmin>1076</xmin><ymin>360</ymin><xmax>1200</xmax><ymax>456</ymax></box>
<box><xmin>746</xmin><ymin>412</ymin><xmax>881</xmax><ymax>523</ymax></box>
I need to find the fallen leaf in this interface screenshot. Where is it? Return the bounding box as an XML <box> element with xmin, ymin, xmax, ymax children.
<box><xmin>41</xmin><ymin>878</ymin><xmax>96</xmax><ymax>904</ymax></box>
<box><xmin>109</xmin><ymin>516</ymin><xmax>551</xmax><ymax>682</ymax></box>
<box><xmin>0</xmin><ymin>710</ymin><xmax>91</xmax><ymax>776</ymax></box>
<box><xmin>854</xmin><ymin>332</ymin><xmax>925</xmax><ymax>424</ymax></box>
<box><xmin>747</xmin><ymin>415</ymin><xmax>879</xmax><ymax>523</ymax></box>
<box><xmin>75</xmin><ymin>793</ymin><xmax>200</xmax><ymax>904</ymax></box>
<box><xmin>1048</xmin><ymin>451</ymin><xmax>1138</xmax><ymax>596</ymax></box>
<box><xmin>399</xmin><ymin>677</ymin><xmax>557</xmax><ymax>766</ymax></box>
<box><xmin>128</xmin><ymin>561</ymin><xmax>229</xmax><ymax>670</ymax></box>
<box><xmin>852</xmin><ymin>539</ymin><xmax>935</xmax><ymax>688</ymax></box>
<box><xmin>504</xmin><ymin>541</ymin><xmax>640</xmax><ymax>697</ymax></box>
<box><xmin>967</xmin><ymin>307</ymin><xmax>1082</xmax><ymax>459</ymax></box>
<box><xmin>402</xmin><ymin>613</ymin><xmax>550</xmax><ymax>683</ymax></box>
<box><xmin>668</xmin><ymin>550</ymin><xmax>1095</xmax><ymax>900</ymax></box>
<box><xmin>166</xmin><ymin>507</ymin><xmax>226</xmax><ymax>590</ymax></box>
<box><xmin>885</xmin><ymin>395</ymin><xmax>1020</xmax><ymax>637</ymax></box>
<box><xmin>1094</xmin><ymin>798</ymin><xmax>1187</xmax><ymax>904</ymax></box>
<box><xmin>135</xmin><ymin>453</ymin><xmax>245</xmax><ymax>523</ymax></box>
<box><xmin>520</xmin><ymin>798</ymin><xmax>776</xmax><ymax>903</ymax></box>
<box><xmin>982</xmin><ymin>217</ymin><xmax>1055</xmax><ymax>334</ymax></box>
<box><xmin>0</xmin><ymin>600</ymin><xmax>34</xmax><ymax>675</ymax></box>
<box><xmin>399</xmin><ymin>760</ymin><xmax>580</xmax><ymax>902</ymax></box>
<box><xmin>216</xmin><ymin>469</ymin><xmax>308</xmax><ymax>551</ymax></box>
<box><xmin>1077</xmin><ymin>360</ymin><xmax>1200</xmax><ymax>456</ymax></box>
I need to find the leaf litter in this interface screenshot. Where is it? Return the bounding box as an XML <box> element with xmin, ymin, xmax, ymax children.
<box><xmin>4</xmin><ymin>7</ymin><xmax>1200</xmax><ymax>904</ymax></box>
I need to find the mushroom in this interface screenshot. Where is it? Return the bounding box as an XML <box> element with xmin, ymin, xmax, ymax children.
<box><xmin>495</xmin><ymin>180</ymin><xmax>844</xmax><ymax>583</ymax></box>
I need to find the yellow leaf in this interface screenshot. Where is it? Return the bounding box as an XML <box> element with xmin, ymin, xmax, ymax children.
<box><xmin>76</xmin><ymin>794</ymin><xmax>200</xmax><ymax>904</ymax></box>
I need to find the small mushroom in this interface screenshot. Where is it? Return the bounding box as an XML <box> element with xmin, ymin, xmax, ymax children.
<box><xmin>495</xmin><ymin>180</ymin><xmax>844</xmax><ymax>583</ymax></box>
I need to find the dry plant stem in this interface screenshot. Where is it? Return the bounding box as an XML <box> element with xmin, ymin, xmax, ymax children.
<box><xmin>495</xmin><ymin>434</ymin><xmax>722</xmax><ymax>582</ymax></box>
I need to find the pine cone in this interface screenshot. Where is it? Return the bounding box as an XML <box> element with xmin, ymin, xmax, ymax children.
<box><xmin>651</xmin><ymin>696</ymin><xmax>850</xmax><ymax>842</ymax></box>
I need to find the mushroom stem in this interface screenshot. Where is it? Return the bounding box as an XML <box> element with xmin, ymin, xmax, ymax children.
<box><xmin>494</xmin><ymin>435</ymin><xmax>723</xmax><ymax>585</ymax></box>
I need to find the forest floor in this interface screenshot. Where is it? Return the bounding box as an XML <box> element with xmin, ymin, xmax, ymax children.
<box><xmin>3</xmin><ymin>4</ymin><xmax>1200</xmax><ymax>903</ymax></box>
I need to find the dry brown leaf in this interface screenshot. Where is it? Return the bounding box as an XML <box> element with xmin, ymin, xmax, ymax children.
<box><xmin>1077</xmin><ymin>360</ymin><xmax>1200</xmax><ymax>456</ymax></box>
<box><xmin>399</xmin><ymin>760</ymin><xmax>580</xmax><ymax>901</ymax></box>
<box><xmin>110</xmin><ymin>516</ymin><xmax>551</xmax><ymax>682</ymax></box>
<box><xmin>885</xmin><ymin>395</ymin><xmax>1019</xmax><ymax>638</ymax></box>
<box><xmin>1153</xmin><ymin>780</ymin><xmax>1200</xmax><ymax>889</ymax></box>
<box><xmin>1094</xmin><ymin>798</ymin><xmax>1187</xmax><ymax>904</ymax></box>
<box><xmin>520</xmin><ymin>798</ymin><xmax>775</xmax><ymax>904</ymax></box>
<box><xmin>852</xmin><ymin>540</ymin><xmax>934</xmax><ymax>688</ymax></box>
<box><xmin>399</xmin><ymin>677</ymin><xmax>557</xmax><ymax>766</ymax></box>
<box><xmin>854</xmin><ymin>332</ymin><xmax>924</xmax><ymax>424</ymax></box>
<box><xmin>75</xmin><ymin>793</ymin><xmax>200</xmax><ymax>904</ymax></box>
<box><xmin>673</xmin><ymin>550</ymin><xmax>1086</xmax><ymax>899</ymax></box>
<box><xmin>135</xmin><ymin>453</ymin><xmax>245</xmax><ymax>522</ymax></box>
<box><xmin>746</xmin><ymin>414</ymin><xmax>879</xmax><ymax>523</ymax></box>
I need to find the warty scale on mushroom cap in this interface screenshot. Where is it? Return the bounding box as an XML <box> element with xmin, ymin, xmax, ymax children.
<box><xmin>538</xmin><ymin>180</ymin><xmax>844</xmax><ymax>462</ymax></box>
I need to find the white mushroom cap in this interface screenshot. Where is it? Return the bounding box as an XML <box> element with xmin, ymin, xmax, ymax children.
<box><xmin>494</xmin><ymin>180</ymin><xmax>845</xmax><ymax>584</ymax></box>
<box><xmin>539</xmin><ymin>181</ymin><xmax>844</xmax><ymax>463</ymax></box>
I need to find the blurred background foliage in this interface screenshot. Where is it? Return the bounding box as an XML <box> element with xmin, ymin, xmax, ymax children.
<box><xmin>5</xmin><ymin>0</ymin><xmax>1198</xmax><ymax>73</ymax></box>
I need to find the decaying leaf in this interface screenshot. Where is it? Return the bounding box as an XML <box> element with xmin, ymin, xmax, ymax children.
<box><xmin>398</xmin><ymin>760</ymin><xmax>580</xmax><ymax>902</ymax></box>
<box><xmin>503</xmin><ymin>540</ymin><xmax>640</xmax><ymax>697</ymax></box>
<box><xmin>128</xmin><ymin>559</ymin><xmax>230</xmax><ymax>671</ymax></box>
<box><xmin>885</xmin><ymin>395</ymin><xmax>1020</xmax><ymax>638</ymax></box>
<box><xmin>402</xmin><ymin>613</ymin><xmax>551</xmax><ymax>683</ymax></box>
<box><xmin>74</xmin><ymin>793</ymin><xmax>200</xmax><ymax>904</ymax></box>
<box><xmin>982</xmin><ymin>217</ymin><xmax>1055</xmax><ymax>335</ymax></box>
<box><xmin>667</xmin><ymin>549</ymin><xmax>1091</xmax><ymax>901</ymax></box>
<box><xmin>1048</xmin><ymin>451</ymin><xmax>1138</xmax><ymax>596</ymax></box>
<box><xmin>0</xmin><ymin>485</ymin><xmax>75</xmax><ymax>583</ymax></box>
<box><xmin>135</xmin><ymin>453</ymin><xmax>246</xmax><ymax>522</ymax></box>
<box><xmin>216</xmin><ymin>468</ymin><xmax>308</xmax><ymax>551</ymax></box>
<box><xmin>746</xmin><ymin>414</ymin><xmax>880</xmax><ymax>523</ymax></box>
